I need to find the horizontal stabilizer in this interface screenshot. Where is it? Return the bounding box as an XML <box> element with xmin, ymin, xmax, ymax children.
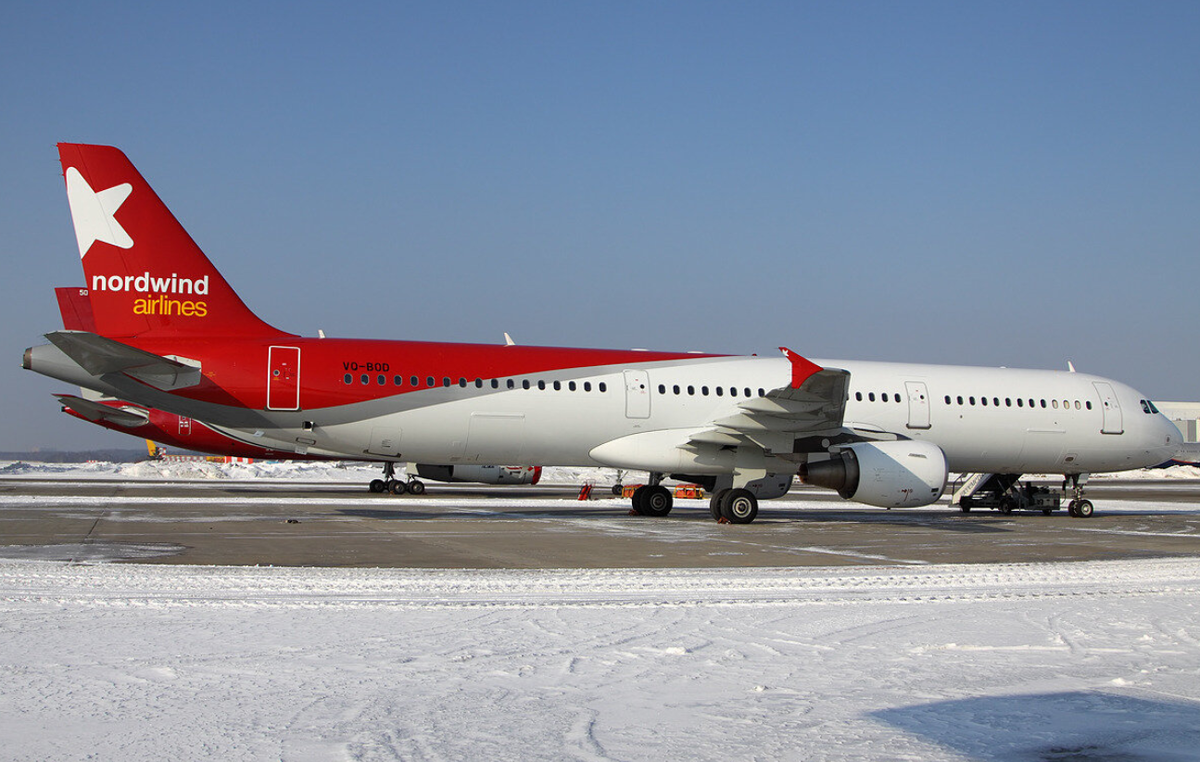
<box><xmin>55</xmin><ymin>394</ymin><xmax>150</xmax><ymax>428</ymax></box>
<box><xmin>44</xmin><ymin>331</ymin><xmax>201</xmax><ymax>391</ymax></box>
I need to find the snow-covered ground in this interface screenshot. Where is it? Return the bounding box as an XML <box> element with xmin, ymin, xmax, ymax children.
<box><xmin>3</xmin><ymin>462</ymin><xmax>1200</xmax><ymax>760</ymax></box>
<box><xmin>2</xmin><ymin>559</ymin><xmax>1199</xmax><ymax>761</ymax></box>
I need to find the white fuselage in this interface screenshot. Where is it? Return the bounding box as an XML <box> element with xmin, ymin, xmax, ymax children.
<box><xmin>229</xmin><ymin>355</ymin><xmax>1178</xmax><ymax>478</ymax></box>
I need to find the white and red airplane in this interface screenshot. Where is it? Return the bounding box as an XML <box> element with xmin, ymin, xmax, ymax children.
<box><xmin>23</xmin><ymin>144</ymin><xmax>1180</xmax><ymax>522</ymax></box>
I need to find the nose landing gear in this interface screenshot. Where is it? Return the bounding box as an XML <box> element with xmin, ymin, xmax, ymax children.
<box><xmin>1064</xmin><ymin>474</ymin><xmax>1094</xmax><ymax>518</ymax></box>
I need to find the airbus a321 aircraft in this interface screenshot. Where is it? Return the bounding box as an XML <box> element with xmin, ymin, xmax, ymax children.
<box><xmin>22</xmin><ymin>144</ymin><xmax>1180</xmax><ymax>523</ymax></box>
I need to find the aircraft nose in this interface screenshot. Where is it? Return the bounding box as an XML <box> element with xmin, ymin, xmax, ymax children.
<box><xmin>1152</xmin><ymin>415</ymin><xmax>1183</xmax><ymax>462</ymax></box>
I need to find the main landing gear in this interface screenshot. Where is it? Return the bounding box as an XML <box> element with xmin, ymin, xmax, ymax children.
<box><xmin>368</xmin><ymin>462</ymin><xmax>426</xmax><ymax>496</ymax></box>
<box><xmin>629</xmin><ymin>473</ymin><xmax>673</xmax><ymax>517</ymax></box>
<box><xmin>708</xmin><ymin>489</ymin><xmax>758</xmax><ymax>524</ymax></box>
<box><xmin>625</xmin><ymin>473</ymin><xmax>761</xmax><ymax>524</ymax></box>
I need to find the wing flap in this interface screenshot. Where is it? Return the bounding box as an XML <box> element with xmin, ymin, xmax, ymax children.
<box><xmin>685</xmin><ymin>350</ymin><xmax>852</xmax><ymax>455</ymax></box>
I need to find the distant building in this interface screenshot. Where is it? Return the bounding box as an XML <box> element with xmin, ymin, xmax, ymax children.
<box><xmin>1154</xmin><ymin>402</ymin><xmax>1200</xmax><ymax>443</ymax></box>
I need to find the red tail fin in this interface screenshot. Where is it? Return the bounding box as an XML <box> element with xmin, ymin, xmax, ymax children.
<box><xmin>57</xmin><ymin>144</ymin><xmax>288</xmax><ymax>339</ymax></box>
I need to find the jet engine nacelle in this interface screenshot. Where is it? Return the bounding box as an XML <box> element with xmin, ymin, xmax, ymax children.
<box><xmin>410</xmin><ymin>464</ymin><xmax>542</xmax><ymax>485</ymax></box>
<box><xmin>800</xmin><ymin>440</ymin><xmax>947</xmax><ymax>508</ymax></box>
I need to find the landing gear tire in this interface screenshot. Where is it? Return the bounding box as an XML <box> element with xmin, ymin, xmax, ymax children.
<box><xmin>612</xmin><ymin>484</ymin><xmax>624</xmax><ymax>496</ymax></box>
<box><xmin>720</xmin><ymin>488</ymin><xmax>758</xmax><ymax>524</ymax></box>
<box><xmin>710</xmin><ymin>489</ymin><xmax>729</xmax><ymax>521</ymax></box>
<box><xmin>389</xmin><ymin>480</ymin><xmax>408</xmax><ymax>495</ymax></box>
<box><xmin>630</xmin><ymin>485</ymin><xmax>647</xmax><ymax>515</ymax></box>
<box><xmin>639</xmin><ymin>485</ymin><xmax>673</xmax><ymax>517</ymax></box>
<box><xmin>998</xmin><ymin>496</ymin><xmax>1016</xmax><ymax>515</ymax></box>
<box><xmin>369</xmin><ymin>479</ymin><xmax>387</xmax><ymax>493</ymax></box>
<box><xmin>407</xmin><ymin>480</ymin><xmax>426</xmax><ymax>495</ymax></box>
<box><xmin>1073</xmin><ymin>499</ymin><xmax>1094</xmax><ymax>518</ymax></box>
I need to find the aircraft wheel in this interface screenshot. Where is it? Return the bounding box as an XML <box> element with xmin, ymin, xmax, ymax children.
<box><xmin>1067</xmin><ymin>500</ymin><xmax>1079</xmax><ymax>517</ymax></box>
<box><xmin>389</xmin><ymin>480</ymin><xmax>408</xmax><ymax>495</ymax></box>
<box><xmin>630</xmin><ymin>485</ymin><xmax>647</xmax><ymax>515</ymax></box>
<box><xmin>612</xmin><ymin>484</ymin><xmax>624</xmax><ymax>496</ymax></box>
<box><xmin>721</xmin><ymin>488</ymin><xmax>758</xmax><ymax>524</ymax></box>
<box><xmin>998</xmin><ymin>496</ymin><xmax>1015</xmax><ymax>515</ymax></box>
<box><xmin>640</xmin><ymin>485</ymin><xmax>673</xmax><ymax>517</ymax></box>
<box><xmin>1074</xmin><ymin>499</ymin><xmax>1094</xmax><ymax>518</ymax></box>
<box><xmin>710</xmin><ymin>489</ymin><xmax>729</xmax><ymax>521</ymax></box>
<box><xmin>407</xmin><ymin>480</ymin><xmax>426</xmax><ymax>495</ymax></box>
<box><xmin>369</xmin><ymin>479</ymin><xmax>387</xmax><ymax>493</ymax></box>
<box><xmin>1042</xmin><ymin>508</ymin><xmax>1053</xmax><ymax>516</ymax></box>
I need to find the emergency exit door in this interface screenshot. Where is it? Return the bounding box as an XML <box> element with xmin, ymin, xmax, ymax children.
<box><xmin>267</xmin><ymin>346</ymin><xmax>301</xmax><ymax>410</ymax></box>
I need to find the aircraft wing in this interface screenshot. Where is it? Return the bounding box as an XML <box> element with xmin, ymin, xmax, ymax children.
<box><xmin>687</xmin><ymin>348</ymin><xmax>851</xmax><ymax>456</ymax></box>
<box><xmin>55</xmin><ymin>394</ymin><xmax>150</xmax><ymax>428</ymax></box>
<box><xmin>44</xmin><ymin>331</ymin><xmax>201</xmax><ymax>391</ymax></box>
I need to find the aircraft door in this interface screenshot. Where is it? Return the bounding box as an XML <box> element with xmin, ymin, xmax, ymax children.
<box><xmin>624</xmin><ymin>369</ymin><xmax>651</xmax><ymax>419</ymax></box>
<box><xmin>905</xmin><ymin>381</ymin><xmax>931</xmax><ymax>430</ymax></box>
<box><xmin>1092</xmin><ymin>381</ymin><xmax>1123</xmax><ymax>435</ymax></box>
<box><xmin>267</xmin><ymin>346</ymin><xmax>301</xmax><ymax>411</ymax></box>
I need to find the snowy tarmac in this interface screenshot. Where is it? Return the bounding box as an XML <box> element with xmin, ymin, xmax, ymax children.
<box><xmin>2</xmin><ymin>462</ymin><xmax>1200</xmax><ymax>760</ymax></box>
<box><xmin>3</xmin><ymin>462</ymin><xmax>1200</xmax><ymax>567</ymax></box>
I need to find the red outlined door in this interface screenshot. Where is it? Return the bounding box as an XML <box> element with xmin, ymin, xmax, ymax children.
<box><xmin>267</xmin><ymin>346</ymin><xmax>301</xmax><ymax>411</ymax></box>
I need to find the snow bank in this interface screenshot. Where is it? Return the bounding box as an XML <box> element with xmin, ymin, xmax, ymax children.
<box><xmin>1</xmin><ymin>558</ymin><xmax>1198</xmax><ymax>761</ymax></box>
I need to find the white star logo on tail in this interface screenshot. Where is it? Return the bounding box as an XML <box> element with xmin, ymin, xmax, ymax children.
<box><xmin>65</xmin><ymin>167</ymin><xmax>133</xmax><ymax>258</ymax></box>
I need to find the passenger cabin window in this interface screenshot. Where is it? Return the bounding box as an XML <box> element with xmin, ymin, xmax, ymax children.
<box><xmin>343</xmin><ymin>374</ymin><xmax>352</xmax><ymax>384</ymax></box>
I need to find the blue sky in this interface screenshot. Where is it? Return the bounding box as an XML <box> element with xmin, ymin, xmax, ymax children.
<box><xmin>2</xmin><ymin>2</ymin><xmax>1198</xmax><ymax>450</ymax></box>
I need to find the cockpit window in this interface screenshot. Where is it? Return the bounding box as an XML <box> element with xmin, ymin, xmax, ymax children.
<box><xmin>1141</xmin><ymin>400</ymin><xmax>1151</xmax><ymax>414</ymax></box>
